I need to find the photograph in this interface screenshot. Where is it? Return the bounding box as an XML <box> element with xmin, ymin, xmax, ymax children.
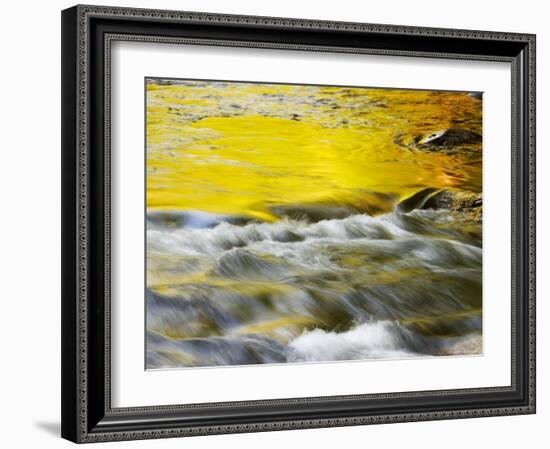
<box><xmin>145</xmin><ymin>79</ymin><xmax>484</xmax><ymax>369</ymax></box>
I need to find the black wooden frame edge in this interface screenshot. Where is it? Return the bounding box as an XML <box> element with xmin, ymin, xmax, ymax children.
<box><xmin>61</xmin><ymin>4</ymin><xmax>536</xmax><ymax>443</ymax></box>
<box><xmin>61</xmin><ymin>5</ymin><xmax>79</xmax><ymax>443</ymax></box>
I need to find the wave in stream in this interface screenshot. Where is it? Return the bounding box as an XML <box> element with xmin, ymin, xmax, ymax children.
<box><xmin>146</xmin><ymin>208</ymin><xmax>482</xmax><ymax>369</ymax></box>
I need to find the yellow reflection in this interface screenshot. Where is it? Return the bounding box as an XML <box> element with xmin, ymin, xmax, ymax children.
<box><xmin>146</xmin><ymin>81</ymin><xmax>481</xmax><ymax>219</ymax></box>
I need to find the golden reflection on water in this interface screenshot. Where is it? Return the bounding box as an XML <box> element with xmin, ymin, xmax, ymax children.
<box><xmin>146</xmin><ymin>80</ymin><xmax>481</xmax><ymax>220</ymax></box>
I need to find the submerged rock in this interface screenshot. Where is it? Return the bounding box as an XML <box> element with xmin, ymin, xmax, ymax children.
<box><xmin>423</xmin><ymin>190</ymin><xmax>482</xmax><ymax>212</ymax></box>
<box><xmin>394</xmin><ymin>127</ymin><xmax>481</xmax><ymax>154</ymax></box>
<box><xmin>397</xmin><ymin>188</ymin><xmax>482</xmax><ymax>222</ymax></box>
<box><xmin>396</xmin><ymin>188</ymin><xmax>440</xmax><ymax>213</ymax></box>
<box><xmin>416</xmin><ymin>128</ymin><xmax>481</xmax><ymax>148</ymax></box>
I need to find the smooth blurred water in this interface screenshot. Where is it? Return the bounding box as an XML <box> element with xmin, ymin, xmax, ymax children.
<box><xmin>146</xmin><ymin>207</ymin><xmax>481</xmax><ymax>368</ymax></box>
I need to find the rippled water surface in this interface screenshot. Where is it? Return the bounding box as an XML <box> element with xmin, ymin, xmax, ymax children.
<box><xmin>146</xmin><ymin>79</ymin><xmax>482</xmax><ymax>369</ymax></box>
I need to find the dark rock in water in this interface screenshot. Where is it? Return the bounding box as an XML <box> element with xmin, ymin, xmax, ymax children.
<box><xmin>270</xmin><ymin>204</ymin><xmax>356</xmax><ymax>222</ymax></box>
<box><xmin>393</xmin><ymin>128</ymin><xmax>481</xmax><ymax>154</ymax></box>
<box><xmin>397</xmin><ymin>188</ymin><xmax>482</xmax><ymax>222</ymax></box>
<box><xmin>417</xmin><ymin>128</ymin><xmax>481</xmax><ymax>148</ymax></box>
<box><xmin>423</xmin><ymin>190</ymin><xmax>482</xmax><ymax>212</ymax></box>
<box><xmin>396</xmin><ymin>188</ymin><xmax>440</xmax><ymax>213</ymax></box>
<box><xmin>424</xmin><ymin>190</ymin><xmax>482</xmax><ymax>222</ymax></box>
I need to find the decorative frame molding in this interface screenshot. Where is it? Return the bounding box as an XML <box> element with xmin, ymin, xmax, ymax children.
<box><xmin>61</xmin><ymin>4</ymin><xmax>536</xmax><ymax>443</ymax></box>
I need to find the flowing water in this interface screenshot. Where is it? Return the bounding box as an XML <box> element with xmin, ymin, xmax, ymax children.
<box><xmin>145</xmin><ymin>79</ymin><xmax>482</xmax><ymax>369</ymax></box>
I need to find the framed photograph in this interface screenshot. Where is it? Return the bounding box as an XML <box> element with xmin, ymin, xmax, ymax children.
<box><xmin>61</xmin><ymin>4</ymin><xmax>536</xmax><ymax>443</ymax></box>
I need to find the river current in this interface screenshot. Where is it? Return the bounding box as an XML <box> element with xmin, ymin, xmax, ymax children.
<box><xmin>145</xmin><ymin>79</ymin><xmax>482</xmax><ymax>369</ymax></box>
<box><xmin>146</xmin><ymin>204</ymin><xmax>482</xmax><ymax>368</ymax></box>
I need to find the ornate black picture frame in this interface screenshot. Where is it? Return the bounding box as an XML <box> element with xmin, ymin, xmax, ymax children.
<box><xmin>61</xmin><ymin>4</ymin><xmax>536</xmax><ymax>443</ymax></box>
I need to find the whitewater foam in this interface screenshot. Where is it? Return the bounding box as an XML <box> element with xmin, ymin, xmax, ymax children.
<box><xmin>287</xmin><ymin>321</ymin><xmax>422</xmax><ymax>362</ymax></box>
